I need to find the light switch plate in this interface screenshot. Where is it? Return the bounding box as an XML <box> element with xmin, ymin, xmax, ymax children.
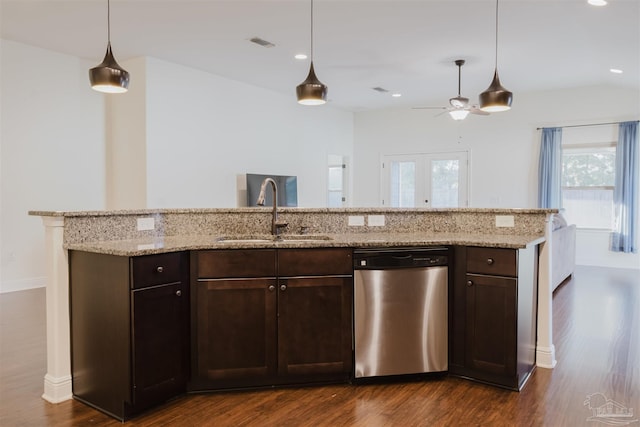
<box><xmin>348</xmin><ymin>216</ymin><xmax>365</xmax><ymax>226</ymax></box>
<box><xmin>368</xmin><ymin>215</ymin><xmax>386</xmax><ymax>227</ymax></box>
<box><xmin>137</xmin><ymin>217</ymin><xmax>155</xmax><ymax>231</ymax></box>
<box><xmin>495</xmin><ymin>215</ymin><xmax>515</xmax><ymax>227</ymax></box>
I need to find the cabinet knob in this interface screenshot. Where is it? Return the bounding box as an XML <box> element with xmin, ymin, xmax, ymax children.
<box><xmin>467</xmin><ymin>280</ymin><xmax>473</xmax><ymax>287</ymax></box>
<box><xmin>268</xmin><ymin>285</ymin><xmax>276</xmax><ymax>292</ymax></box>
<box><xmin>486</xmin><ymin>258</ymin><xmax>494</xmax><ymax>265</ymax></box>
<box><xmin>157</xmin><ymin>266</ymin><xmax>164</xmax><ymax>273</ymax></box>
<box><xmin>175</xmin><ymin>290</ymin><xmax>182</xmax><ymax>297</ymax></box>
<box><xmin>280</xmin><ymin>284</ymin><xmax>287</xmax><ymax>292</ymax></box>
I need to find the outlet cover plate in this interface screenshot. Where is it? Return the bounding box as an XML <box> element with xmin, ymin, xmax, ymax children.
<box><xmin>348</xmin><ymin>216</ymin><xmax>365</xmax><ymax>226</ymax></box>
<box><xmin>495</xmin><ymin>215</ymin><xmax>515</xmax><ymax>227</ymax></box>
<box><xmin>137</xmin><ymin>217</ymin><xmax>155</xmax><ymax>231</ymax></box>
<box><xmin>368</xmin><ymin>215</ymin><xmax>386</xmax><ymax>227</ymax></box>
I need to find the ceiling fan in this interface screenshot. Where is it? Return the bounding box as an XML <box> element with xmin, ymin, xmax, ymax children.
<box><xmin>413</xmin><ymin>59</ymin><xmax>489</xmax><ymax>120</ymax></box>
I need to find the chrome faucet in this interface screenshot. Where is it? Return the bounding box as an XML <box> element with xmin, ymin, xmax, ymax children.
<box><xmin>256</xmin><ymin>178</ymin><xmax>288</xmax><ymax>236</ymax></box>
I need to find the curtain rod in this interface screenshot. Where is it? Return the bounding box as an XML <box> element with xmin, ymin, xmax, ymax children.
<box><xmin>537</xmin><ymin>120</ymin><xmax>639</xmax><ymax>130</ymax></box>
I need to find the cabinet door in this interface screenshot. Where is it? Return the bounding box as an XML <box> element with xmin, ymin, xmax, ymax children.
<box><xmin>465</xmin><ymin>273</ymin><xmax>517</xmax><ymax>378</ymax></box>
<box><xmin>191</xmin><ymin>279</ymin><xmax>278</xmax><ymax>389</ymax></box>
<box><xmin>132</xmin><ymin>281</ymin><xmax>188</xmax><ymax>409</ymax></box>
<box><xmin>277</xmin><ymin>276</ymin><xmax>353</xmax><ymax>379</ymax></box>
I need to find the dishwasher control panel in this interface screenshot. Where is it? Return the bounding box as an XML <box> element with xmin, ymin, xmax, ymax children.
<box><xmin>353</xmin><ymin>248</ymin><xmax>449</xmax><ymax>269</ymax></box>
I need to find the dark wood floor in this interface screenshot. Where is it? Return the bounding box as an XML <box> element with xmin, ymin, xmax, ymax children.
<box><xmin>1</xmin><ymin>265</ymin><xmax>639</xmax><ymax>426</ymax></box>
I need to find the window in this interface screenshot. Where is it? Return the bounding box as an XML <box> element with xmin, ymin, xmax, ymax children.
<box><xmin>328</xmin><ymin>155</ymin><xmax>347</xmax><ymax>207</ymax></box>
<box><xmin>381</xmin><ymin>152</ymin><xmax>468</xmax><ymax>208</ymax></box>
<box><xmin>561</xmin><ymin>144</ymin><xmax>616</xmax><ymax>229</ymax></box>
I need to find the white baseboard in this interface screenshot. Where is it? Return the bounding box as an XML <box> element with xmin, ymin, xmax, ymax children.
<box><xmin>43</xmin><ymin>374</ymin><xmax>73</xmax><ymax>403</ymax></box>
<box><xmin>0</xmin><ymin>276</ymin><xmax>46</xmax><ymax>294</ymax></box>
<box><xmin>536</xmin><ymin>345</ymin><xmax>557</xmax><ymax>369</ymax></box>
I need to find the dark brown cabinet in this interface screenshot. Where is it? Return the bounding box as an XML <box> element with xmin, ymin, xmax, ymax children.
<box><xmin>450</xmin><ymin>245</ymin><xmax>538</xmax><ymax>390</ymax></box>
<box><xmin>190</xmin><ymin>248</ymin><xmax>353</xmax><ymax>391</ymax></box>
<box><xmin>69</xmin><ymin>251</ymin><xmax>189</xmax><ymax>420</ymax></box>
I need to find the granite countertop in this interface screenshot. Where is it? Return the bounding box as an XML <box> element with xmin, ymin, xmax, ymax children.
<box><xmin>65</xmin><ymin>232</ymin><xmax>546</xmax><ymax>256</ymax></box>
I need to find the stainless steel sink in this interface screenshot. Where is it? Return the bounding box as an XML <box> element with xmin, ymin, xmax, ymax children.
<box><xmin>275</xmin><ymin>235</ymin><xmax>333</xmax><ymax>242</ymax></box>
<box><xmin>216</xmin><ymin>235</ymin><xmax>332</xmax><ymax>243</ymax></box>
<box><xmin>215</xmin><ymin>235</ymin><xmax>273</xmax><ymax>243</ymax></box>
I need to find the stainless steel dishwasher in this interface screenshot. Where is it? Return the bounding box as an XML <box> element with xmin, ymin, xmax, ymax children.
<box><xmin>353</xmin><ymin>248</ymin><xmax>448</xmax><ymax>378</ymax></box>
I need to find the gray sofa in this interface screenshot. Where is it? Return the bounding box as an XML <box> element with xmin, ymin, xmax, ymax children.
<box><xmin>551</xmin><ymin>213</ymin><xmax>576</xmax><ymax>292</ymax></box>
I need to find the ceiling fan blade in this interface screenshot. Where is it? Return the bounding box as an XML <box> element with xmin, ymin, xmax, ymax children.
<box><xmin>469</xmin><ymin>106</ymin><xmax>490</xmax><ymax>116</ymax></box>
<box><xmin>412</xmin><ymin>106</ymin><xmax>448</xmax><ymax>110</ymax></box>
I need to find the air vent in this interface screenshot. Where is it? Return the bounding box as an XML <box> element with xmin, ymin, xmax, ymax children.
<box><xmin>372</xmin><ymin>87</ymin><xmax>389</xmax><ymax>93</ymax></box>
<box><xmin>249</xmin><ymin>37</ymin><xmax>276</xmax><ymax>48</ymax></box>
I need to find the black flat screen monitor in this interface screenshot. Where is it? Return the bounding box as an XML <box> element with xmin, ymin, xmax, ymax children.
<box><xmin>246</xmin><ymin>173</ymin><xmax>298</xmax><ymax>207</ymax></box>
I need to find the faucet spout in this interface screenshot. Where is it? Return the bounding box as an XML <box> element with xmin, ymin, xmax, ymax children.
<box><xmin>256</xmin><ymin>178</ymin><xmax>288</xmax><ymax>235</ymax></box>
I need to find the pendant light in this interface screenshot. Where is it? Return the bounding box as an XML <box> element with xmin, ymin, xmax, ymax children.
<box><xmin>479</xmin><ymin>0</ymin><xmax>512</xmax><ymax>112</ymax></box>
<box><xmin>296</xmin><ymin>0</ymin><xmax>327</xmax><ymax>105</ymax></box>
<box><xmin>89</xmin><ymin>0</ymin><xmax>130</xmax><ymax>93</ymax></box>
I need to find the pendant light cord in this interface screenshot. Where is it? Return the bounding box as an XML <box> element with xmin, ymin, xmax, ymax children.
<box><xmin>310</xmin><ymin>0</ymin><xmax>314</xmax><ymax>62</ymax></box>
<box><xmin>494</xmin><ymin>0</ymin><xmax>499</xmax><ymax>69</ymax></box>
<box><xmin>107</xmin><ymin>0</ymin><xmax>111</xmax><ymax>45</ymax></box>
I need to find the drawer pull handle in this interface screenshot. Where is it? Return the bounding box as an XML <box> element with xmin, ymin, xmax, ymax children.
<box><xmin>175</xmin><ymin>290</ymin><xmax>182</xmax><ymax>297</ymax></box>
<box><xmin>268</xmin><ymin>285</ymin><xmax>276</xmax><ymax>292</ymax></box>
<box><xmin>157</xmin><ymin>266</ymin><xmax>164</xmax><ymax>273</ymax></box>
<box><xmin>467</xmin><ymin>280</ymin><xmax>473</xmax><ymax>287</ymax></box>
<box><xmin>280</xmin><ymin>284</ymin><xmax>287</xmax><ymax>292</ymax></box>
<box><xmin>486</xmin><ymin>258</ymin><xmax>494</xmax><ymax>265</ymax></box>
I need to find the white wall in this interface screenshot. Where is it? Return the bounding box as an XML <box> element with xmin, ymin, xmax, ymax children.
<box><xmin>353</xmin><ymin>84</ymin><xmax>640</xmax><ymax>269</ymax></box>
<box><xmin>106</xmin><ymin>57</ymin><xmax>148</xmax><ymax>209</ymax></box>
<box><xmin>144</xmin><ymin>57</ymin><xmax>353</xmax><ymax>208</ymax></box>
<box><xmin>0</xmin><ymin>40</ymin><xmax>106</xmax><ymax>293</ymax></box>
<box><xmin>0</xmin><ymin>41</ymin><xmax>354</xmax><ymax>293</ymax></box>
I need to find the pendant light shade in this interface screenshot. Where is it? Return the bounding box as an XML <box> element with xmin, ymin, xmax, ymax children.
<box><xmin>297</xmin><ymin>62</ymin><xmax>327</xmax><ymax>105</ymax></box>
<box><xmin>479</xmin><ymin>0</ymin><xmax>512</xmax><ymax>112</ymax></box>
<box><xmin>479</xmin><ymin>69</ymin><xmax>512</xmax><ymax>112</ymax></box>
<box><xmin>89</xmin><ymin>0</ymin><xmax>129</xmax><ymax>93</ymax></box>
<box><xmin>297</xmin><ymin>0</ymin><xmax>327</xmax><ymax>105</ymax></box>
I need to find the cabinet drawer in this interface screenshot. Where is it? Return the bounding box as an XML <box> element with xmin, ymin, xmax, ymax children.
<box><xmin>132</xmin><ymin>253</ymin><xmax>184</xmax><ymax>289</ymax></box>
<box><xmin>278</xmin><ymin>248</ymin><xmax>352</xmax><ymax>277</ymax></box>
<box><xmin>196</xmin><ymin>249</ymin><xmax>276</xmax><ymax>279</ymax></box>
<box><xmin>466</xmin><ymin>247</ymin><xmax>516</xmax><ymax>277</ymax></box>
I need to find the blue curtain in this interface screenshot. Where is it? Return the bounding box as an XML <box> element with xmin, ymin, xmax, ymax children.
<box><xmin>611</xmin><ymin>121</ymin><xmax>639</xmax><ymax>253</ymax></box>
<box><xmin>538</xmin><ymin>127</ymin><xmax>563</xmax><ymax>208</ymax></box>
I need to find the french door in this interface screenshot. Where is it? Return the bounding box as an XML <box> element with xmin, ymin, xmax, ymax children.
<box><xmin>381</xmin><ymin>151</ymin><xmax>469</xmax><ymax>208</ymax></box>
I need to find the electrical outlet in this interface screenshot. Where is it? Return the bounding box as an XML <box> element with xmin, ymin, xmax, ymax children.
<box><xmin>368</xmin><ymin>215</ymin><xmax>386</xmax><ymax>227</ymax></box>
<box><xmin>495</xmin><ymin>215</ymin><xmax>515</xmax><ymax>227</ymax></box>
<box><xmin>137</xmin><ymin>217</ymin><xmax>155</xmax><ymax>231</ymax></box>
<box><xmin>348</xmin><ymin>216</ymin><xmax>365</xmax><ymax>226</ymax></box>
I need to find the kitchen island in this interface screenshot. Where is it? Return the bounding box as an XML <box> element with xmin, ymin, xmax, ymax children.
<box><xmin>30</xmin><ymin>207</ymin><xmax>557</xmax><ymax>417</ymax></box>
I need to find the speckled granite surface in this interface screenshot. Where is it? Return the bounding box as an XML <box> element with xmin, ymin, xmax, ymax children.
<box><xmin>29</xmin><ymin>208</ymin><xmax>555</xmax><ymax>256</ymax></box>
<box><xmin>64</xmin><ymin>232</ymin><xmax>546</xmax><ymax>256</ymax></box>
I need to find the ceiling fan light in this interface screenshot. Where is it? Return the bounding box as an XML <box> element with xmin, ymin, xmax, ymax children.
<box><xmin>89</xmin><ymin>44</ymin><xmax>130</xmax><ymax>93</ymax></box>
<box><xmin>449</xmin><ymin>109</ymin><xmax>470</xmax><ymax>120</ymax></box>
<box><xmin>296</xmin><ymin>62</ymin><xmax>327</xmax><ymax>105</ymax></box>
<box><xmin>479</xmin><ymin>69</ymin><xmax>512</xmax><ymax>112</ymax></box>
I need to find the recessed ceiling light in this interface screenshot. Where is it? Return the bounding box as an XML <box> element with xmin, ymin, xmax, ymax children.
<box><xmin>391</xmin><ymin>93</ymin><xmax>402</xmax><ymax>98</ymax></box>
<box><xmin>609</xmin><ymin>68</ymin><xmax>623</xmax><ymax>74</ymax></box>
<box><xmin>588</xmin><ymin>0</ymin><xmax>607</xmax><ymax>6</ymax></box>
<box><xmin>295</xmin><ymin>54</ymin><xmax>308</xmax><ymax>60</ymax></box>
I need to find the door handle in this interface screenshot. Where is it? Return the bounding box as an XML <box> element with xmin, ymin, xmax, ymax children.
<box><xmin>280</xmin><ymin>284</ymin><xmax>287</xmax><ymax>292</ymax></box>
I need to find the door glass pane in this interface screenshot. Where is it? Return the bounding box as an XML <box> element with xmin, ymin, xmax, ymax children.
<box><xmin>431</xmin><ymin>159</ymin><xmax>459</xmax><ymax>207</ymax></box>
<box><xmin>390</xmin><ymin>161</ymin><xmax>416</xmax><ymax>207</ymax></box>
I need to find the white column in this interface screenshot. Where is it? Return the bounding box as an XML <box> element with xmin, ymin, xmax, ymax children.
<box><xmin>536</xmin><ymin>214</ymin><xmax>557</xmax><ymax>368</ymax></box>
<box><xmin>41</xmin><ymin>216</ymin><xmax>72</xmax><ymax>402</ymax></box>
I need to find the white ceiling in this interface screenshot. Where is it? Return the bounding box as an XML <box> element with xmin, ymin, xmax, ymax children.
<box><xmin>2</xmin><ymin>0</ymin><xmax>639</xmax><ymax>112</ymax></box>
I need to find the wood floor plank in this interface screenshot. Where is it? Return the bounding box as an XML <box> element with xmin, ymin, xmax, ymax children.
<box><xmin>1</xmin><ymin>265</ymin><xmax>638</xmax><ymax>426</ymax></box>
